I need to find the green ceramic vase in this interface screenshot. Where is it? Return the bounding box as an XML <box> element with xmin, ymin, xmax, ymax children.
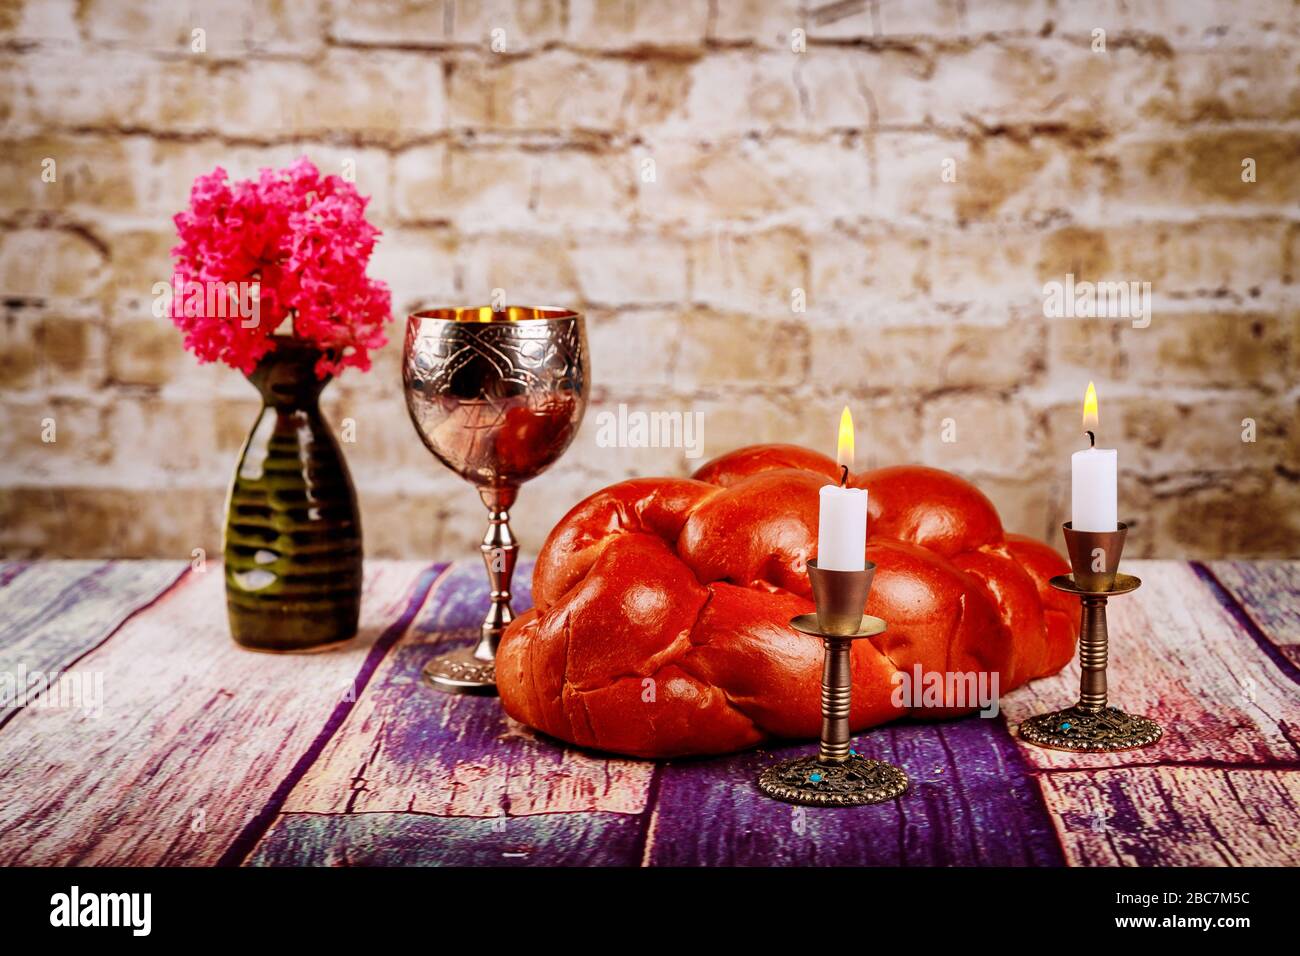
<box><xmin>223</xmin><ymin>338</ymin><xmax>362</xmax><ymax>651</ymax></box>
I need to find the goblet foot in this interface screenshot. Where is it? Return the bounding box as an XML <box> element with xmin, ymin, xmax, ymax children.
<box><xmin>423</xmin><ymin>645</ymin><xmax>497</xmax><ymax>696</ymax></box>
<box><xmin>757</xmin><ymin>753</ymin><xmax>909</xmax><ymax>807</ymax></box>
<box><xmin>1018</xmin><ymin>704</ymin><xmax>1163</xmax><ymax>752</ymax></box>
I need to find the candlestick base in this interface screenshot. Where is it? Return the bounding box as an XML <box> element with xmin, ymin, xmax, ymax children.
<box><xmin>1018</xmin><ymin>704</ymin><xmax>1163</xmax><ymax>753</ymax></box>
<box><xmin>422</xmin><ymin>645</ymin><xmax>497</xmax><ymax>696</ymax></box>
<box><xmin>757</xmin><ymin>752</ymin><xmax>910</xmax><ymax>807</ymax></box>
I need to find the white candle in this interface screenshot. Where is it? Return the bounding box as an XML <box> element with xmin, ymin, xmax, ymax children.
<box><xmin>1070</xmin><ymin>382</ymin><xmax>1118</xmax><ymax>532</ymax></box>
<box><xmin>1072</xmin><ymin>448</ymin><xmax>1117</xmax><ymax>531</ymax></box>
<box><xmin>817</xmin><ymin>407</ymin><xmax>868</xmax><ymax>571</ymax></box>
<box><xmin>818</xmin><ymin>484</ymin><xmax>867</xmax><ymax>571</ymax></box>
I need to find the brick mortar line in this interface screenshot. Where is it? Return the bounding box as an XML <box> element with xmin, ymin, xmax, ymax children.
<box><xmin>7</xmin><ymin>121</ymin><xmax>1300</xmax><ymax>151</ymax></box>
<box><xmin>7</xmin><ymin>313</ymin><xmax>1292</xmax><ymax>344</ymax></box>
<box><xmin>5</xmin><ymin>380</ymin><xmax>1296</xmax><ymax>410</ymax></box>
<box><xmin>6</xmin><ymin>383</ymin><xmax>1296</xmax><ymax>407</ymax></box>
<box><xmin>5</xmin><ymin>212</ymin><xmax>1300</xmax><ymax>241</ymax></box>
<box><xmin>0</xmin><ymin>463</ymin><xmax>1293</xmax><ymax>494</ymax></box>
<box><xmin>6</xmin><ymin>29</ymin><xmax>1299</xmax><ymax>63</ymax></box>
<box><xmin>7</xmin><ymin>297</ymin><xmax>1295</xmax><ymax>325</ymax></box>
<box><xmin>4</xmin><ymin>377</ymin><xmax>1291</xmax><ymax>399</ymax></box>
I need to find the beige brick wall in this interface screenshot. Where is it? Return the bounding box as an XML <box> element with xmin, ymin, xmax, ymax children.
<box><xmin>1</xmin><ymin>0</ymin><xmax>1297</xmax><ymax>560</ymax></box>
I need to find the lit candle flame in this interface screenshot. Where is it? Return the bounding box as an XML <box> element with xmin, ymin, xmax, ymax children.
<box><xmin>836</xmin><ymin>406</ymin><xmax>854</xmax><ymax>474</ymax></box>
<box><xmin>1082</xmin><ymin>381</ymin><xmax>1099</xmax><ymax>433</ymax></box>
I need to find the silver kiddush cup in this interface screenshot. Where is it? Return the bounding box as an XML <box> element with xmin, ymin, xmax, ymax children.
<box><xmin>403</xmin><ymin>306</ymin><xmax>589</xmax><ymax>695</ymax></box>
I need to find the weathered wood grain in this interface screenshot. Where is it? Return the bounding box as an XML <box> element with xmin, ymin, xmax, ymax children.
<box><xmin>247</xmin><ymin>810</ymin><xmax>645</xmax><ymax>866</ymax></box>
<box><xmin>1038</xmin><ymin>766</ymin><xmax>1300</xmax><ymax>866</ymax></box>
<box><xmin>7</xmin><ymin>558</ymin><xmax>1298</xmax><ymax>867</ymax></box>
<box><xmin>0</xmin><ymin>561</ymin><xmax>434</xmax><ymax>866</ymax></box>
<box><xmin>1201</xmin><ymin>561</ymin><xmax>1300</xmax><ymax>670</ymax></box>
<box><xmin>0</xmin><ymin>562</ymin><xmax>31</xmax><ymax>589</ymax></box>
<box><xmin>271</xmin><ymin>560</ymin><xmax>653</xmax><ymax>823</ymax></box>
<box><xmin>645</xmin><ymin>718</ymin><xmax>1065</xmax><ymax>866</ymax></box>
<box><xmin>1004</xmin><ymin>561</ymin><xmax>1300</xmax><ymax>770</ymax></box>
<box><xmin>0</xmin><ymin>560</ymin><xmax>185</xmax><ymax>718</ymax></box>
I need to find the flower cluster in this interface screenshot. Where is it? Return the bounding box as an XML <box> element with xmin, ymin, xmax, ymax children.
<box><xmin>170</xmin><ymin>157</ymin><xmax>391</xmax><ymax>378</ymax></box>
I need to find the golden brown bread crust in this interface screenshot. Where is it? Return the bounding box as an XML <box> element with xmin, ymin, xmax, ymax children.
<box><xmin>497</xmin><ymin>443</ymin><xmax>1078</xmax><ymax>757</ymax></box>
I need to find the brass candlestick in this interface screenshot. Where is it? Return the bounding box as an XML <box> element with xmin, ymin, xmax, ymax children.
<box><xmin>757</xmin><ymin>561</ymin><xmax>910</xmax><ymax>806</ymax></box>
<box><xmin>1018</xmin><ymin>522</ymin><xmax>1163</xmax><ymax>752</ymax></box>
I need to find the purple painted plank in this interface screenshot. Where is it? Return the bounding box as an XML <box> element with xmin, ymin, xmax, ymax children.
<box><xmin>257</xmin><ymin>560</ymin><xmax>652</xmax><ymax>839</ymax></box>
<box><xmin>1199</xmin><ymin>561</ymin><xmax>1300</xmax><ymax>673</ymax></box>
<box><xmin>1040</xmin><ymin>765</ymin><xmax>1300</xmax><ymax>866</ymax></box>
<box><xmin>0</xmin><ymin>561</ymin><xmax>187</xmax><ymax>723</ymax></box>
<box><xmin>246</xmin><ymin>810</ymin><xmax>643</xmax><ymax>866</ymax></box>
<box><xmin>263</xmin><ymin>559</ymin><xmax>1057</xmax><ymax>866</ymax></box>
<box><xmin>0</xmin><ymin>561</ymin><xmax>433</xmax><ymax>866</ymax></box>
<box><xmin>646</xmin><ymin>717</ymin><xmax>1066</xmax><ymax>866</ymax></box>
<box><xmin>217</xmin><ymin>562</ymin><xmax>448</xmax><ymax>866</ymax></box>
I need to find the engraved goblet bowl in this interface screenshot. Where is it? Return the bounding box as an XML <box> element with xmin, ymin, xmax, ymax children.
<box><xmin>403</xmin><ymin>306</ymin><xmax>589</xmax><ymax>695</ymax></box>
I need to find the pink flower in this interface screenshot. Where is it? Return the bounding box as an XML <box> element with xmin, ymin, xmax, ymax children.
<box><xmin>170</xmin><ymin>157</ymin><xmax>392</xmax><ymax>377</ymax></box>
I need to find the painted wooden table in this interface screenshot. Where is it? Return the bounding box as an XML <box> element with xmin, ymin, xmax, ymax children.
<box><xmin>1</xmin><ymin>559</ymin><xmax>1298</xmax><ymax>867</ymax></box>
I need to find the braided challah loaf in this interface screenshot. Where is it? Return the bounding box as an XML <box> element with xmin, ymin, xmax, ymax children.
<box><xmin>497</xmin><ymin>444</ymin><xmax>1078</xmax><ymax>757</ymax></box>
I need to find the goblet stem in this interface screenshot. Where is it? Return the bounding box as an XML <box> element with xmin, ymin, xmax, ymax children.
<box><xmin>474</xmin><ymin>488</ymin><xmax>519</xmax><ymax>663</ymax></box>
<box><xmin>421</xmin><ymin>484</ymin><xmax>519</xmax><ymax>696</ymax></box>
